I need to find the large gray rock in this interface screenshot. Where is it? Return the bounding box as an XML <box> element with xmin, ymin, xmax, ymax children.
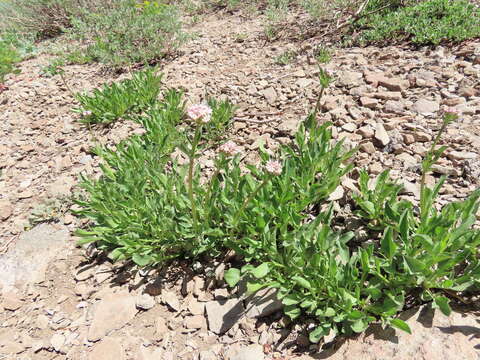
<box><xmin>245</xmin><ymin>288</ymin><xmax>283</xmax><ymax>319</ymax></box>
<box><xmin>313</xmin><ymin>306</ymin><xmax>480</xmax><ymax>360</ymax></box>
<box><xmin>0</xmin><ymin>224</ymin><xmax>69</xmax><ymax>291</ymax></box>
<box><xmin>205</xmin><ymin>299</ymin><xmax>245</xmax><ymax>335</ymax></box>
<box><xmin>88</xmin><ymin>293</ymin><xmax>138</xmax><ymax>341</ymax></box>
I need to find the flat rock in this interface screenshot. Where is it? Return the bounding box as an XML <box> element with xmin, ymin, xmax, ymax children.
<box><xmin>89</xmin><ymin>338</ymin><xmax>125</xmax><ymax>360</ymax></box>
<box><xmin>0</xmin><ymin>200</ymin><xmax>13</xmax><ymax>220</ymax></box>
<box><xmin>228</xmin><ymin>344</ymin><xmax>265</xmax><ymax>360</ymax></box>
<box><xmin>136</xmin><ymin>293</ymin><xmax>156</xmax><ymax>310</ymax></box>
<box><xmin>87</xmin><ymin>293</ymin><xmax>138</xmax><ymax>341</ymax></box>
<box><xmin>375</xmin><ymin>123</ymin><xmax>390</xmax><ymax>146</ymax></box>
<box><xmin>261</xmin><ymin>87</ymin><xmax>277</xmax><ymax>104</ymax></box>
<box><xmin>245</xmin><ymin>288</ymin><xmax>283</xmax><ymax>319</ymax></box>
<box><xmin>337</xmin><ymin>71</ymin><xmax>363</xmax><ymax>88</ymax></box>
<box><xmin>412</xmin><ymin>99</ymin><xmax>439</xmax><ymax>115</ymax></box>
<box><xmin>317</xmin><ymin>306</ymin><xmax>480</xmax><ymax>360</ymax></box>
<box><xmin>1</xmin><ymin>292</ymin><xmax>23</xmax><ymax>311</ymax></box>
<box><xmin>0</xmin><ymin>224</ymin><xmax>69</xmax><ymax>290</ymax></box>
<box><xmin>205</xmin><ymin>299</ymin><xmax>245</xmax><ymax>335</ymax></box>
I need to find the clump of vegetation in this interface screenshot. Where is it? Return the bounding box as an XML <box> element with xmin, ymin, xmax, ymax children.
<box><xmin>0</xmin><ymin>39</ymin><xmax>21</xmax><ymax>83</ymax></box>
<box><xmin>275</xmin><ymin>50</ymin><xmax>297</xmax><ymax>65</ymax></box>
<box><xmin>75</xmin><ymin>63</ymin><xmax>480</xmax><ymax>343</ymax></box>
<box><xmin>1</xmin><ymin>0</ymin><xmax>187</xmax><ymax>69</ymax></box>
<box><xmin>70</xmin><ymin>0</ymin><xmax>188</xmax><ymax>68</ymax></box>
<box><xmin>73</xmin><ymin>68</ymin><xmax>163</xmax><ymax>124</ymax></box>
<box><xmin>0</xmin><ymin>0</ymin><xmax>113</xmax><ymax>38</ymax></box>
<box><xmin>356</xmin><ymin>0</ymin><xmax>480</xmax><ymax>45</ymax></box>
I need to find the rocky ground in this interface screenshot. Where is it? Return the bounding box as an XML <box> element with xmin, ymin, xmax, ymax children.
<box><xmin>0</xmin><ymin>9</ymin><xmax>480</xmax><ymax>360</ymax></box>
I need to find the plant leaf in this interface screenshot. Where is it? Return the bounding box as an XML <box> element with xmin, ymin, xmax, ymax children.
<box><xmin>390</xmin><ymin>318</ymin><xmax>411</xmax><ymax>334</ymax></box>
<box><xmin>224</xmin><ymin>268</ymin><xmax>241</xmax><ymax>287</ymax></box>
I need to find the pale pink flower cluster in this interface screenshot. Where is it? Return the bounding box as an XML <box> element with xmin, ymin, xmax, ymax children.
<box><xmin>442</xmin><ymin>106</ymin><xmax>459</xmax><ymax>115</ymax></box>
<box><xmin>187</xmin><ymin>104</ymin><xmax>212</xmax><ymax>123</ymax></box>
<box><xmin>82</xmin><ymin>110</ymin><xmax>92</xmax><ymax>117</ymax></box>
<box><xmin>265</xmin><ymin>160</ymin><xmax>282</xmax><ymax>176</ymax></box>
<box><xmin>219</xmin><ymin>140</ymin><xmax>240</xmax><ymax>157</ymax></box>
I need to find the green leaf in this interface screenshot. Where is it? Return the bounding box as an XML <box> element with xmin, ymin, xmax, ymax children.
<box><xmin>309</xmin><ymin>326</ymin><xmax>328</xmax><ymax>343</ymax></box>
<box><xmin>282</xmin><ymin>294</ymin><xmax>301</xmax><ymax>306</ymax></box>
<box><xmin>224</xmin><ymin>268</ymin><xmax>241</xmax><ymax>287</ymax></box>
<box><xmin>433</xmin><ymin>296</ymin><xmax>452</xmax><ymax>316</ymax></box>
<box><xmin>292</xmin><ymin>275</ymin><xmax>312</xmax><ymax>289</ymax></box>
<box><xmin>361</xmin><ymin>201</ymin><xmax>375</xmax><ymax>215</ymax></box>
<box><xmin>390</xmin><ymin>318</ymin><xmax>411</xmax><ymax>334</ymax></box>
<box><xmin>132</xmin><ymin>253</ymin><xmax>152</xmax><ymax>266</ymax></box>
<box><xmin>250</xmin><ymin>263</ymin><xmax>270</xmax><ymax>279</ymax></box>
<box><xmin>351</xmin><ymin>319</ymin><xmax>368</xmax><ymax>333</ymax></box>
<box><xmin>284</xmin><ymin>305</ymin><xmax>301</xmax><ymax>319</ymax></box>
<box><xmin>381</xmin><ymin>227</ymin><xmax>397</xmax><ymax>260</ymax></box>
<box><xmin>246</xmin><ymin>282</ymin><xmax>264</xmax><ymax>294</ymax></box>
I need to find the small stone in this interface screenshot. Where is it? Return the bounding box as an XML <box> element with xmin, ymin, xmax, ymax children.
<box><xmin>384</xmin><ymin>100</ymin><xmax>404</xmax><ymax>114</ymax></box>
<box><xmin>162</xmin><ymin>291</ymin><xmax>180</xmax><ymax>312</ymax></box>
<box><xmin>328</xmin><ymin>185</ymin><xmax>345</xmax><ymax>201</ymax></box>
<box><xmin>374</xmin><ymin>91</ymin><xmax>402</xmax><ymax>101</ymax></box>
<box><xmin>229</xmin><ymin>344</ymin><xmax>265</xmax><ymax>360</ymax></box>
<box><xmin>75</xmin><ymin>266</ymin><xmax>95</xmax><ymax>281</ymax></box>
<box><xmin>413</xmin><ymin>132</ymin><xmax>432</xmax><ymax>142</ymax></box>
<box><xmin>205</xmin><ymin>299</ymin><xmax>245</xmax><ymax>335</ymax></box>
<box><xmin>50</xmin><ymin>333</ymin><xmax>66</xmax><ymax>353</ymax></box>
<box><xmin>342</xmin><ymin>123</ymin><xmax>357</xmax><ymax>132</ymax></box>
<box><xmin>185</xmin><ymin>315</ymin><xmax>207</xmax><ymax>329</ymax></box>
<box><xmin>0</xmin><ymin>200</ymin><xmax>13</xmax><ymax>220</ymax></box>
<box><xmin>136</xmin><ymin>294</ymin><xmax>156</xmax><ymax>310</ymax></box>
<box><xmin>2</xmin><ymin>292</ymin><xmax>23</xmax><ymax>311</ymax></box>
<box><xmin>403</xmin><ymin>134</ymin><xmax>415</xmax><ymax>145</ymax></box>
<box><xmin>375</xmin><ymin>123</ymin><xmax>390</xmax><ymax>146</ymax></box>
<box><xmin>448</xmin><ymin>151</ymin><xmax>477</xmax><ymax>161</ymax></box>
<box><xmin>378</xmin><ymin>77</ymin><xmax>408</xmax><ymax>92</ymax></box>
<box><xmin>431</xmin><ymin>164</ymin><xmax>460</xmax><ymax>176</ymax></box>
<box><xmin>261</xmin><ymin>87</ymin><xmax>277</xmax><ymax>104</ymax></box>
<box><xmin>401</xmin><ymin>180</ymin><xmax>420</xmax><ymax>199</ymax></box>
<box><xmin>337</xmin><ymin>71</ymin><xmax>363</xmax><ymax>88</ymax></box>
<box><xmin>396</xmin><ymin>153</ymin><xmax>417</xmax><ymax>166</ymax></box>
<box><xmin>459</xmin><ymin>87</ymin><xmax>477</xmax><ymax>98</ymax></box>
<box><xmin>357</xmin><ymin>125</ymin><xmax>374</xmax><ymax>138</ymax></box>
<box><xmin>154</xmin><ymin>317</ymin><xmax>168</xmax><ymax>340</ymax></box>
<box><xmin>359</xmin><ymin>142</ymin><xmax>376</xmax><ymax>154</ymax></box>
<box><xmin>369</xmin><ymin>163</ymin><xmax>383</xmax><ymax>175</ymax></box>
<box><xmin>89</xmin><ymin>338</ymin><xmax>125</xmax><ymax>360</ymax></box>
<box><xmin>187</xmin><ymin>297</ymin><xmax>205</xmax><ymax>315</ymax></box>
<box><xmin>412</xmin><ymin>99</ymin><xmax>439</xmax><ymax>115</ymax></box>
<box><xmin>360</xmin><ymin>96</ymin><xmax>378</xmax><ymax>109</ymax></box>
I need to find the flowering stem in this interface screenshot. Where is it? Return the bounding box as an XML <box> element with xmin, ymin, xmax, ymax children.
<box><xmin>232</xmin><ymin>176</ymin><xmax>269</xmax><ymax>227</ymax></box>
<box><xmin>188</xmin><ymin>125</ymin><xmax>202</xmax><ymax>233</ymax></box>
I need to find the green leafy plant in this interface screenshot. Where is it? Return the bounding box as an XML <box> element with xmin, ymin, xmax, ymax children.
<box><xmin>73</xmin><ymin>68</ymin><xmax>163</xmax><ymax>124</ymax></box>
<box><xmin>0</xmin><ymin>0</ymin><xmax>115</xmax><ymax>38</ymax></box>
<box><xmin>0</xmin><ymin>38</ymin><xmax>21</xmax><ymax>82</ymax></box>
<box><xmin>275</xmin><ymin>50</ymin><xmax>297</xmax><ymax>65</ymax></box>
<box><xmin>70</xmin><ymin>0</ymin><xmax>188</xmax><ymax>68</ymax></box>
<box><xmin>357</xmin><ymin>0</ymin><xmax>480</xmax><ymax>45</ymax></box>
<box><xmin>40</xmin><ymin>57</ymin><xmax>66</xmax><ymax>77</ymax></box>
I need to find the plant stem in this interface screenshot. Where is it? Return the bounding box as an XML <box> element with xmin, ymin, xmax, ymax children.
<box><xmin>188</xmin><ymin>125</ymin><xmax>202</xmax><ymax>233</ymax></box>
<box><xmin>420</xmin><ymin>120</ymin><xmax>449</xmax><ymax>197</ymax></box>
<box><xmin>313</xmin><ymin>85</ymin><xmax>325</xmax><ymax>119</ymax></box>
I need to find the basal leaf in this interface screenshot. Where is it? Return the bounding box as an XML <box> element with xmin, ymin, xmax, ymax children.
<box><xmin>224</xmin><ymin>268</ymin><xmax>241</xmax><ymax>287</ymax></box>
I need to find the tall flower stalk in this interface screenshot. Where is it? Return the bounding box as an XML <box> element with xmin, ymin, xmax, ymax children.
<box><xmin>186</xmin><ymin>104</ymin><xmax>212</xmax><ymax>233</ymax></box>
